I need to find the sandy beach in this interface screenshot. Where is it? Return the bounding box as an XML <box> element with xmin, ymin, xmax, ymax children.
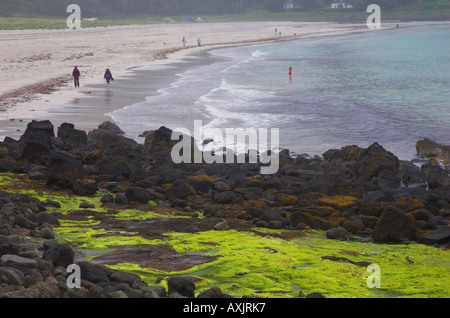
<box><xmin>0</xmin><ymin>20</ymin><xmax>441</xmax><ymax>140</ymax></box>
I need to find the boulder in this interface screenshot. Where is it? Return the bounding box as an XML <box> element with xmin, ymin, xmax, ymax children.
<box><xmin>42</xmin><ymin>241</ymin><xmax>74</xmax><ymax>268</ymax></box>
<box><xmin>125</xmin><ymin>187</ymin><xmax>151</xmax><ymax>204</ymax></box>
<box><xmin>167</xmin><ymin>277</ymin><xmax>196</xmax><ymax>298</ymax></box>
<box><xmin>19</xmin><ymin>120</ymin><xmax>55</xmax><ymax>146</ymax></box>
<box><xmin>88</xmin><ymin>121</ymin><xmax>139</xmax><ymax>152</ymax></box>
<box><xmin>78</xmin><ymin>261</ymin><xmax>109</xmax><ymax>284</ymax></box>
<box><xmin>21</xmin><ymin>141</ymin><xmax>51</xmax><ymax>164</ymax></box>
<box><xmin>373</xmin><ymin>205</ymin><xmax>416</xmax><ymax>243</ymax></box>
<box><xmin>417</xmin><ymin>227</ymin><xmax>450</xmax><ymax>245</ymax></box>
<box><xmin>326</xmin><ymin>227</ymin><xmax>349</xmax><ymax>240</ymax></box>
<box><xmin>73</xmin><ymin>177</ymin><xmax>98</xmax><ymax>196</ymax></box>
<box><xmin>354</xmin><ymin>143</ymin><xmax>400</xmax><ymax>180</ymax></box>
<box><xmin>36</xmin><ymin>212</ymin><xmax>60</xmax><ymax>227</ymax></box>
<box><xmin>110</xmin><ymin>271</ymin><xmax>141</xmax><ymax>285</ymax></box>
<box><xmin>46</xmin><ymin>152</ymin><xmax>83</xmax><ymax>189</ymax></box>
<box><xmin>416</xmin><ymin>139</ymin><xmax>450</xmax><ymax>163</ymax></box>
<box><xmin>57</xmin><ymin>123</ymin><xmax>88</xmax><ymax>150</ymax></box>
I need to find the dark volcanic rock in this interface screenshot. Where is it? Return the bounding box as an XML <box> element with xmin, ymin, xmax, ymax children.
<box><xmin>19</xmin><ymin>120</ymin><xmax>55</xmax><ymax>146</ymax></box>
<box><xmin>167</xmin><ymin>277</ymin><xmax>196</xmax><ymax>298</ymax></box>
<box><xmin>46</xmin><ymin>152</ymin><xmax>83</xmax><ymax>189</ymax></box>
<box><xmin>73</xmin><ymin>177</ymin><xmax>98</xmax><ymax>196</ymax></box>
<box><xmin>373</xmin><ymin>205</ymin><xmax>416</xmax><ymax>243</ymax></box>
<box><xmin>42</xmin><ymin>241</ymin><xmax>74</xmax><ymax>268</ymax></box>
<box><xmin>354</xmin><ymin>143</ymin><xmax>400</xmax><ymax>180</ymax></box>
<box><xmin>57</xmin><ymin>123</ymin><xmax>88</xmax><ymax>150</ymax></box>
<box><xmin>416</xmin><ymin>138</ymin><xmax>450</xmax><ymax>163</ymax></box>
<box><xmin>78</xmin><ymin>261</ymin><xmax>109</xmax><ymax>284</ymax></box>
<box><xmin>88</xmin><ymin>121</ymin><xmax>140</xmax><ymax>152</ymax></box>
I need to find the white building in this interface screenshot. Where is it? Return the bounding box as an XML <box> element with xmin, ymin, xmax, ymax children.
<box><xmin>331</xmin><ymin>0</ymin><xmax>353</xmax><ymax>9</ymax></box>
<box><xmin>283</xmin><ymin>1</ymin><xmax>301</xmax><ymax>10</ymax></box>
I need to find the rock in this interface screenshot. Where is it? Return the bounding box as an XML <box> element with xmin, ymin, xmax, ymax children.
<box><xmin>101</xmin><ymin>194</ymin><xmax>114</xmax><ymax>204</ymax></box>
<box><xmin>39</xmin><ymin>227</ymin><xmax>55</xmax><ymax>239</ymax></box>
<box><xmin>125</xmin><ymin>187</ymin><xmax>151</xmax><ymax>204</ymax></box>
<box><xmin>88</xmin><ymin>121</ymin><xmax>139</xmax><ymax>152</ymax></box>
<box><xmin>46</xmin><ymin>152</ymin><xmax>83</xmax><ymax>189</ymax></box>
<box><xmin>28</xmin><ymin>171</ymin><xmax>47</xmax><ymax>181</ymax></box>
<box><xmin>0</xmin><ymin>267</ymin><xmax>24</xmax><ymax>286</ymax></box>
<box><xmin>354</xmin><ymin>143</ymin><xmax>400</xmax><ymax>180</ymax></box>
<box><xmin>422</xmin><ymin>164</ymin><xmax>450</xmax><ymax>189</ymax></box>
<box><xmin>42</xmin><ymin>241</ymin><xmax>74</xmax><ymax>268</ymax></box>
<box><xmin>326</xmin><ymin>227</ymin><xmax>349</xmax><ymax>240</ymax></box>
<box><xmin>0</xmin><ymin>254</ymin><xmax>37</xmax><ymax>269</ymax></box>
<box><xmin>57</xmin><ymin>123</ymin><xmax>88</xmax><ymax>150</ymax></box>
<box><xmin>305</xmin><ymin>292</ymin><xmax>326</xmax><ymax>298</ymax></box>
<box><xmin>22</xmin><ymin>270</ymin><xmax>44</xmax><ymax>288</ymax></box>
<box><xmin>21</xmin><ymin>141</ymin><xmax>51</xmax><ymax>164</ymax></box>
<box><xmin>36</xmin><ymin>212</ymin><xmax>60</xmax><ymax>227</ymax></box>
<box><xmin>143</xmin><ymin>126</ymin><xmax>188</xmax><ymax>155</ymax></box>
<box><xmin>79</xmin><ymin>202</ymin><xmax>95</xmax><ymax>209</ymax></box>
<box><xmin>373</xmin><ymin>206</ymin><xmax>416</xmax><ymax>243</ymax></box>
<box><xmin>1</xmin><ymin>288</ymin><xmax>42</xmax><ymax>298</ymax></box>
<box><xmin>291</xmin><ymin>212</ymin><xmax>330</xmax><ymax>231</ymax></box>
<box><xmin>73</xmin><ymin>177</ymin><xmax>98</xmax><ymax>196</ymax></box>
<box><xmin>14</xmin><ymin>215</ymin><xmax>36</xmax><ymax>230</ymax></box>
<box><xmin>417</xmin><ymin>227</ymin><xmax>450</xmax><ymax>245</ymax></box>
<box><xmin>197</xmin><ymin>286</ymin><xmax>224</xmax><ymax>298</ymax></box>
<box><xmin>114</xmin><ymin>193</ymin><xmax>129</xmax><ymax>205</ymax></box>
<box><xmin>78</xmin><ymin>261</ymin><xmax>109</xmax><ymax>284</ymax></box>
<box><xmin>214</xmin><ymin>220</ymin><xmax>230</xmax><ymax>231</ymax></box>
<box><xmin>110</xmin><ymin>271</ymin><xmax>141</xmax><ymax>286</ymax></box>
<box><xmin>167</xmin><ymin>277</ymin><xmax>196</xmax><ymax>298</ymax></box>
<box><xmin>416</xmin><ymin>139</ymin><xmax>450</xmax><ymax>163</ymax></box>
<box><xmin>166</xmin><ymin>180</ymin><xmax>195</xmax><ymax>200</ymax></box>
<box><xmin>323</xmin><ymin>145</ymin><xmax>363</xmax><ymax>166</ymax></box>
<box><xmin>19</xmin><ymin>120</ymin><xmax>55</xmax><ymax>146</ymax></box>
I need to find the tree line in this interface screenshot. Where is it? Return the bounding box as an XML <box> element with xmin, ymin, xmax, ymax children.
<box><xmin>0</xmin><ymin>0</ymin><xmax>427</xmax><ymax>17</ymax></box>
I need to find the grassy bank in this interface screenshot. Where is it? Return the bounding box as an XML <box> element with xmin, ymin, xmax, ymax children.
<box><xmin>0</xmin><ymin>5</ymin><xmax>449</xmax><ymax>31</ymax></box>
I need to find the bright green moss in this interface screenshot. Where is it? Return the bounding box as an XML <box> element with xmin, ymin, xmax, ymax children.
<box><xmin>110</xmin><ymin>229</ymin><xmax>449</xmax><ymax>298</ymax></box>
<box><xmin>110</xmin><ymin>209</ymin><xmax>189</xmax><ymax>221</ymax></box>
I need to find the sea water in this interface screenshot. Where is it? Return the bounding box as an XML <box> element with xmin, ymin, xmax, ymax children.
<box><xmin>109</xmin><ymin>24</ymin><xmax>450</xmax><ymax>160</ymax></box>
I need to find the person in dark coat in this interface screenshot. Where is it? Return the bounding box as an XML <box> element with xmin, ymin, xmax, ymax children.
<box><xmin>104</xmin><ymin>68</ymin><xmax>114</xmax><ymax>87</ymax></box>
<box><xmin>72</xmin><ymin>66</ymin><xmax>80</xmax><ymax>87</ymax></box>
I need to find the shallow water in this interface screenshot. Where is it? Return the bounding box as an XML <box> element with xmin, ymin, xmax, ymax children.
<box><xmin>109</xmin><ymin>24</ymin><xmax>450</xmax><ymax>160</ymax></box>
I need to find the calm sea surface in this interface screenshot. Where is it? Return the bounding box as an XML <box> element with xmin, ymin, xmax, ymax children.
<box><xmin>109</xmin><ymin>24</ymin><xmax>450</xmax><ymax>160</ymax></box>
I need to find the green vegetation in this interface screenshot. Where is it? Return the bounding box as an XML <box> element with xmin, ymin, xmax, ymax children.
<box><xmin>105</xmin><ymin>229</ymin><xmax>450</xmax><ymax>298</ymax></box>
<box><xmin>1</xmin><ymin>172</ymin><xmax>449</xmax><ymax>298</ymax></box>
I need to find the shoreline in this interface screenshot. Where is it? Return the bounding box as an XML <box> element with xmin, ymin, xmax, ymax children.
<box><xmin>0</xmin><ymin>21</ymin><xmax>448</xmax><ymax>143</ymax></box>
<box><xmin>0</xmin><ymin>21</ymin><xmax>417</xmax><ymax>139</ymax></box>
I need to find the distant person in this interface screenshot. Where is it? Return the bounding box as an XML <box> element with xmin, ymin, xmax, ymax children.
<box><xmin>289</xmin><ymin>67</ymin><xmax>293</xmax><ymax>80</ymax></box>
<box><xmin>275</xmin><ymin>28</ymin><xmax>278</xmax><ymax>36</ymax></box>
<box><xmin>197</xmin><ymin>38</ymin><xmax>202</xmax><ymax>47</ymax></box>
<box><xmin>182</xmin><ymin>37</ymin><xmax>187</xmax><ymax>47</ymax></box>
<box><xmin>72</xmin><ymin>66</ymin><xmax>80</xmax><ymax>87</ymax></box>
<box><xmin>104</xmin><ymin>68</ymin><xmax>114</xmax><ymax>87</ymax></box>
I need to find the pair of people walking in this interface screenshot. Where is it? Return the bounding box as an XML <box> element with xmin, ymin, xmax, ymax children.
<box><xmin>72</xmin><ymin>66</ymin><xmax>114</xmax><ymax>88</ymax></box>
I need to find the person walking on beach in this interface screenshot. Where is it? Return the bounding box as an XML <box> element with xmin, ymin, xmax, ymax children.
<box><xmin>104</xmin><ymin>68</ymin><xmax>114</xmax><ymax>87</ymax></box>
<box><xmin>289</xmin><ymin>67</ymin><xmax>293</xmax><ymax>81</ymax></box>
<box><xmin>72</xmin><ymin>66</ymin><xmax>80</xmax><ymax>87</ymax></box>
<box><xmin>182</xmin><ymin>37</ymin><xmax>187</xmax><ymax>47</ymax></box>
